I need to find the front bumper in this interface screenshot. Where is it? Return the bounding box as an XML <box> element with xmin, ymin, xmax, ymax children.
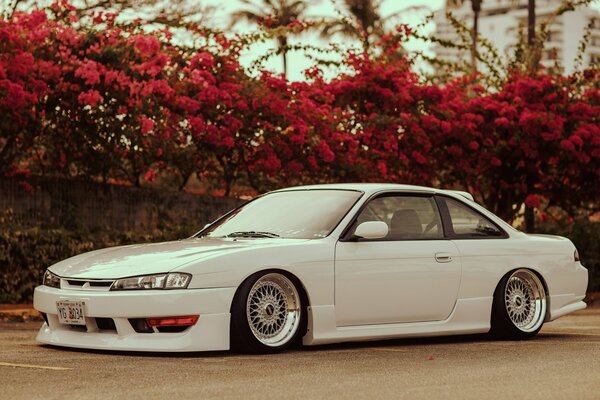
<box><xmin>33</xmin><ymin>285</ymin><xmax>236</xmax><ymax>352</ymax></box>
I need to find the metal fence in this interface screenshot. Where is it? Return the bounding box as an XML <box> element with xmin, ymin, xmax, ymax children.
<box><xmin>0</xmin><ymin>178</ymin><xmax>243</xmax><ymax>232</ymax></box>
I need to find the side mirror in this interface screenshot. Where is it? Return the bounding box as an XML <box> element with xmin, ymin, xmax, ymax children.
<box><xmin>353</xmin><ymin>221</ymin><xmax>388</xmax><ymax>240</ymax></box>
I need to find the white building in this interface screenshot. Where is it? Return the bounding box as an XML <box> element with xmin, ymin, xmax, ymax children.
<box><xmin>433</xmin><ymin>0</ymin><xmax>600</xmax><ymax>73</ymax></box>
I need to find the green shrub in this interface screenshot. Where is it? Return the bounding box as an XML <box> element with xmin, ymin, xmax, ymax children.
<box><xmin>0</xmin><ymin>223</ymin><xmax>196</xmax><ymax>303</ymax></box>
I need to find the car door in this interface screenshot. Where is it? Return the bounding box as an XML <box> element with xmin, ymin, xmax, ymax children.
<box><xmin>334</xmin><ymin>193</ymin><xmax>462</xmax><ymax>326</ymax></box>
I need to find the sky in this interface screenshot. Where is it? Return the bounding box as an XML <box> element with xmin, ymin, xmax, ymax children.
<box><xmin>8</xmin><ymin>0</ymin><xmax>598</xmax><ymax>80</ymax></box>
<box><xmin>203</xmin><ymin>0</ymin><xmax>446</xmax><ymax>81</ymax></box>
<box><xmin>199</xmin><ymin>0</ymin><xmax>600</xmax><ymax>81</ymax></box>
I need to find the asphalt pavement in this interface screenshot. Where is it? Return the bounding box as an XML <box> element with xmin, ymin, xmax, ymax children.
<box><xmin>1</xmin><ymin>307</ymin><xmax>599</xmax><ymax>400</ymax></box>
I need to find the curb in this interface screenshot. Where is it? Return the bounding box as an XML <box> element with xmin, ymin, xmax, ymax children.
<box><xmin>585</xmin><ymin>292</ymin><xmax>600</xmax><ymax>307</ymax></box>
<box><xmin>0</xmin><ymin>305</ymin><xmax>41</xmax><ymax>322</ymax></box>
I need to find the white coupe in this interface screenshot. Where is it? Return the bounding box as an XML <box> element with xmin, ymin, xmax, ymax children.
<box><xmin>34</xmin><ymin>184</ymin><xmax>588</xmax><ymax>353</ymax></box>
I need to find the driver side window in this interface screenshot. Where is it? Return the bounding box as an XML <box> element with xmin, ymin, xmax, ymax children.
<box><xmin>354</xmin><ymin>194</ymin><xmax>443</xmax><ymax>240</ymax></box>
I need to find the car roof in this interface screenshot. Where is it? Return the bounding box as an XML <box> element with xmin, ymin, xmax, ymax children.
<box><xmin>273</xmin><ymin>183</ymin><xmax>474</xmax><ymax>201</ymax></box>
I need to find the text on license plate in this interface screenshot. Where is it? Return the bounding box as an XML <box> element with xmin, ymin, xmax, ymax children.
<box><xmin>56</xmin><ymin>300</ymin><xmax>86</xmax><ymax>325</ymax></box>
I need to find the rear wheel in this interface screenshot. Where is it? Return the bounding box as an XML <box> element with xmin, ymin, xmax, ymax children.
<box><xmin>230</xmin><ymin>271</ymin><xmax>304</xmax><ymax>353</ymax></box>
<box><xmin>490</xmin><ymin>269</ymin><xmax>547</xmax><ymax>339</ymax></box>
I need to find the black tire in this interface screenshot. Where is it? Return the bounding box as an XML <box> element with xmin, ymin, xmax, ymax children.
<box><xmin>490</xmin><ymin>269</ymin><xmax>547</xmax><ymax>340</ymax></box>
<box><xmin>230</xmin><ymin>271</ymin><xmax>307</xmax><ymax>354</ymax></box>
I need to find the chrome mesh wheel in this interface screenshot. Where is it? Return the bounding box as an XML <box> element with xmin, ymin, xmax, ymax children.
<box><xmin>246</xmin><ymin>273</ymin><xmax>301</xmax><ymax>347</ymax></box>
<box><xmin>504</xmin><ymin>269</ymin><xmax>546</xmax><ymax>333</ymax></box>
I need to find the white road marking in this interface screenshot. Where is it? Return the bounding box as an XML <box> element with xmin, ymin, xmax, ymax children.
<box><xmin>542</xmin><ymin>331</ymin><xmax>600</xmax><ymax>336</ymax></box>
<box><xmin>228</xmin><ymin>356</ymin><xmax>268</xmax><ymax>361</ymax></box>
<box><xmin>179</xmin><ymin>356</ymin><xmax>266</xmax><ymax>362</ymax></box>
<box><xmin>368</xmin><ymin>347</ymin><xmax>409</xmax><ymax>353</ymax></box>
<box><xmin>0</xmin><ymin>361</ymin><xmax>72</xmax><ymax>371</ymax></box>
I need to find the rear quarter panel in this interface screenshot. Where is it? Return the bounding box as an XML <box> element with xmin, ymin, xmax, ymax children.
<box><xmin>453</xmin><ymin>234</ymin><xmax>583</xmax><ymax>302</ymax></box>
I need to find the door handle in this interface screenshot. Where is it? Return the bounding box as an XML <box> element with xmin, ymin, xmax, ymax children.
<box><xmin>435</xmin><ymin>252</ymin><xmax>452</xmax><ymax>263</ymax></box>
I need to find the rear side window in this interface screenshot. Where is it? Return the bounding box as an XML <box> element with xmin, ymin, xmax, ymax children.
<box><xmin>439</xmin><ymin>196</ymin><xmax>505</xmax><ymax>238</ymax></box>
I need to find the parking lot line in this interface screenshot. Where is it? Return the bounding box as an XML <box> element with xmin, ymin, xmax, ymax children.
<box><xmin>0</xmin><ymin>362</ymin><xmax>72</xmax><ymax>371</ymax></box>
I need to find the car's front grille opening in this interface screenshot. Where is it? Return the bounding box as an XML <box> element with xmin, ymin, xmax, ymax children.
<box><xmin>128</xmin><ymin>318</ymin><xmax>153</xmax><ymax>333</ymax></box>
<box><xmin>95</xmin><ymin>317</ymin><xmax>117</xmax><ymax>331</ymax></box>
<box><xmin>156</xmin><ymin>326</ymin><xmax>189</xmax><ymax>333</ymax></box>
<box><xmin>63</xmin><ymin>279</ymin><xmax>115</xmax><ymax>291</ymax></box>
<box><xmin>88</xmin><ymin>281</ymin><xmax>113</xmax><ymax>287</ymax></box>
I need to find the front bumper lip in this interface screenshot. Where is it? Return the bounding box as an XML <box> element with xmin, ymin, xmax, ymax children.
<box><xmin>33</xmin><ymin>285</ymin><xmax>236</xmax><ymax>352</ymax></box>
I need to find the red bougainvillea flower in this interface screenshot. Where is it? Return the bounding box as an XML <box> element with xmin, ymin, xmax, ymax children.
<box><xmin>77</xmin><ymin>90</ymin><xmax>102</xmax><ymax>106</ymax></box>
<box><xmin>525</xmin><ymin>194</ymin><xmax>540</xmax><ymax>209</ymax></box>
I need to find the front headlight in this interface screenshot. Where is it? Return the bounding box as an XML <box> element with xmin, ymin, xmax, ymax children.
<box><xmin>110</xmin><ymin>273</ymin><xmax>192</xmax><ymax>291</ymax></box>
<box><xmin>43</xmin><ymin>270</ymin><xmax>61</xmax><ymax>288</ymax></box>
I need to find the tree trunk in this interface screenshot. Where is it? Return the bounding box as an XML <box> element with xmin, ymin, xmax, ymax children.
<box><xmin>527</xmin><ymin>0</ymin><xmax>535</xmax><ymax>46</ymax></box>
<box><xmin>471</xmin><ymin>0</ymin><xmax>481</xmax><ymax>70</ymax></box>
<box><xmin>278</xmin><ymin>36</ymin><xmax>288</xmax><ymax>78</ymax></box>
<box><xmin>0</xmin><ymin>135</ymin><xmax>17</xmax><ymax>174</ymax></box>
<box><xmin>525</xmin><ymin>171</ymin><xmax>536</xmax><ymax>232</ymax></box>
<box><xmin>527</xmin><ymin>0</ymin><xmax>537</xmax><ymax>71</ymax></box>
<box><xmin>524</xmin><ymin>205</ymin><xmax>535</xmax><ymax>232</ymax></box>
<box><xmin>217</xmin><ymin>154</ymin><xmax>235</xmax><ymax>197</ymax></box>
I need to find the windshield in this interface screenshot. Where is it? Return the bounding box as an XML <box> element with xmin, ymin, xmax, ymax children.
<box><xmin>200</xmin><ymin>190</ymin><xmax>363</xmax><ymax>239</ymax></box>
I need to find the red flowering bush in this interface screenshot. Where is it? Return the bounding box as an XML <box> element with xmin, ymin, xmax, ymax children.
<box><xmin>0</xmin><ymin>11</ymin><xmax>52</xmax><ymax>178</ymax></box>
<box><xmin>0</xmin><ymin>7</ymin><xmax>598</xmax><ymax>224</ymax></box>
<box><xmin>425</xmin><ymin>72</ymin><xmax>600</xmax><ymax>221</ymax></box>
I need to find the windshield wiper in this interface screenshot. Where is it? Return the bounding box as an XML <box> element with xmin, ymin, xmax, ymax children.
<box><xmin>225</xmin><ymin>231</ymin><xmax>280</xmax><ymax>238</ymax></box>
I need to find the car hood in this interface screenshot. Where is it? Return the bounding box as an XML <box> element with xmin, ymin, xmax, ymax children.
<box><xmin>48</xmin><ymin>238</ymin><xmax>306</xmax><ymax>279</ymax></box>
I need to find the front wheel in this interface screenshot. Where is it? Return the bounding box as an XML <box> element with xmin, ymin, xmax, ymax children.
<box><xmin>230</xmin><ymin>272</ymin><xmax>305</xmax><ymax>353</ymax></box>
<box><xmin>490</xmin><ymin>269</ymin><xmax>547</xmax><ymax>339</ymax></box>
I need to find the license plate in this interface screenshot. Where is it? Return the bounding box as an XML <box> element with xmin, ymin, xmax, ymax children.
<box><xmin>56</xmin><ymin>300</ymin><xmax>86</xmax><ymax>325</ymax></box>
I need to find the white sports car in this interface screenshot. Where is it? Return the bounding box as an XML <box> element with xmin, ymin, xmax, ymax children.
<box><xmin>34</xmin><ymin>184</ymin><xmax>588</xmax><ymax>353</ymax></box>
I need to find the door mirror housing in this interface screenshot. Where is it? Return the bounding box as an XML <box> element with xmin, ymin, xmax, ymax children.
<box><xmin>353</xmin><ymin>221</ymin><xmax>389</xmax><ymax>240</ymax></box>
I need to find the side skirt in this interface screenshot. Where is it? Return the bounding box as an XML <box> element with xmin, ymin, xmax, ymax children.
<box><xmin>303</xmin><ymin>297</ymin><xmax>492</xmax><ymax>346</ymax></box>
